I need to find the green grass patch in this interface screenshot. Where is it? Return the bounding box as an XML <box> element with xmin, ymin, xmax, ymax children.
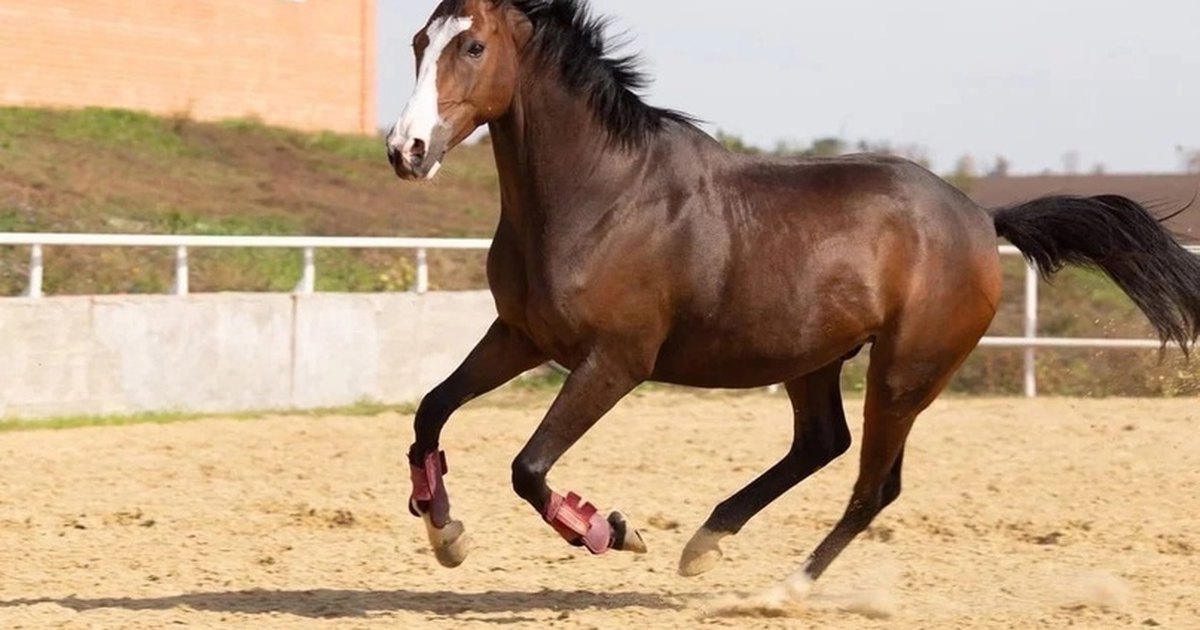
<box><xmin>60</xmin><ymin>108</ymin><xmax>187</xmax><ymax>156</ymax></box>
<box><xmin>305</xmin><ymin>130</ymin><xmax>385</xmax><ymax>162</ymax></box>
<box><xmin>315</xmin><ymin>249</ymin><xmax>417</xmax><ymax>293</ymax></box>
<box><xmin>0</xmin><ymin>400</ymin><xmax>416</xmax><ymax>434</ymax></box>
<box><xmin>1061</xmin><ymin>267</ymin><xmax>1135</xmax><ymax>310</ymax></box>
<box><xmin>215</xmin><ymin>117</ymin><xmax>296</xmax><ymax>141</ymax></box>
<box><xmin>0</xmin><ymin>208</ymin><xmax>35</xmax><ymax>231</ymax></box>
<box><xmin>218</xmin><ymin>117</ymin><xmax>382</xmax><ymax>161</ymax></box>
<box><xmin>154</xmin><ymin>211</ymin><xmax>304</xmax><ymax>236</ymax></box>
<box><xmin>0</xmin><ymin>106</ymin><xmax>55</xmax><ymax>137</ymax></box>
<box><xmin>509</xmin><ymin>368</ymin><xmax>569</xmax><ymax>392</ymax></box>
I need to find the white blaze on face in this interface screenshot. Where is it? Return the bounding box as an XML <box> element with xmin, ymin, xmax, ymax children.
<box><xmin>388</xmin><ymin>16</ymin><xmax>473</xmax><ymax>178</ymax></box>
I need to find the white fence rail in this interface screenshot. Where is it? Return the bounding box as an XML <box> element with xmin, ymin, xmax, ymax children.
<box><xmin>0</xmin><ymin>233</ymin><xmax>491</xmax><ymax>297</ymax></box>
<box><xmin>2</xmin><ymin>234</ymin><xmax>1197</xmax><ymax>398</ymax></box>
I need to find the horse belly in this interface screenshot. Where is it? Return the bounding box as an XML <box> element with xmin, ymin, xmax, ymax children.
<box><xmin>650</xmin><ymin>316</ymin><xmax>870</xmax><ymax>389</ymax></box>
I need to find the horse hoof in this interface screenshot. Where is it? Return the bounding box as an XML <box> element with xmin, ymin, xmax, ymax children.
<box><xmin>608</xmin><ymin>511</ymin><xmax>648</xmax><ymax>554</ymax></box>
<box><xmin>421</xmin><ymin>515</ymin><xmax>472</xmax><ymax>568</ymax></box>
<box><xmin>678</xmin><ymin>527</ymin><xmax>726</xmax><ymax>577</ymax></box>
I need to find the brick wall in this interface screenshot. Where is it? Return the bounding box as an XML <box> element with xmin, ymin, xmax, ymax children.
<box><xmin>0</xmin><ymin>0</ymin><xmax>377</xmax><ymax>135</ymax></box>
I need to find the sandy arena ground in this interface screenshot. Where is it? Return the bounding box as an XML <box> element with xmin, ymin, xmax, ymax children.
<box><xmin>0</xmin><ymin>389</ymin><xmax>1197</xmax><ymax>629</ymax></box>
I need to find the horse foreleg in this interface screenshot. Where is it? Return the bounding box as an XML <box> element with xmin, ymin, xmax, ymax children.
<box><xmin>409</xmin><ymin>320</ymin><xmax>545</xmax><ymax>568</ymax></box>
<box><xmin>680</xmin><ymin>360</ymin><xmax>850</xmax><ymax>577</ymax></box>
<box><xmin>510</xmin><ymin>346</ymin><xmax>652</xmax><ymax>555</ymax></box>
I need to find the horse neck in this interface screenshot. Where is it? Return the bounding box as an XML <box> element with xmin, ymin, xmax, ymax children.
<box><xmin>487</xmin><ymin>72</ymin><xmax>650</xmax><ymax>241</ymax></box>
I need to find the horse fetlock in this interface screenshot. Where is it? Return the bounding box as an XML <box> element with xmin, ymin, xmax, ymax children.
<box><xmin>679</xmin><ymin>527</ymin><xmax>728</xmax><ymax>577</ymax></box>
<box><xmin>410</xmin><ymin>450</ymin><xmax>452</xmax><ymax>525</ymax></box>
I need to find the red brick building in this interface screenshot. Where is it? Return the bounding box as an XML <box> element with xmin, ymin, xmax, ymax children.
<box><xmin>0</xmin><ymin>0</ymin><xmax>377</xmax><ymax>134</ymax></box>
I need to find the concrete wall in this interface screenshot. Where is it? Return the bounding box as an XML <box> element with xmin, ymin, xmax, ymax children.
<box><xmin>0</xmin><ymin>0</ymin><xmax>377</xmax><ymax>134</ymax></box>
<box><xmin>0</xmin><ymin>292</ymin><xmax>496</xmax><ymax>419</ymax></box>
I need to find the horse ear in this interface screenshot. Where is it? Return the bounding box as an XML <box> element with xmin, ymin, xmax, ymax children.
<box><xmin>504</xmin><ymin>1</ymin><xmax>534</xmax><ymax>47</ymax></box>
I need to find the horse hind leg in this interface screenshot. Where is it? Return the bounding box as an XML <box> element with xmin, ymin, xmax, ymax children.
<box><xmin>764</xmin><ymin>320</ymin><xmax>984</xmax><ymax>603</ymax></box>
<box><xmin>680</xmin><ymin>360</ymin><xmax>851</xmax><ymax>577</ymax></box>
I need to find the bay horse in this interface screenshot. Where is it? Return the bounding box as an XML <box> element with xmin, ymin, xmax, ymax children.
<box><xmin>386</xmin><ymin>0</ymin><xmax>1200</xmax><ymax>599</ymax></box>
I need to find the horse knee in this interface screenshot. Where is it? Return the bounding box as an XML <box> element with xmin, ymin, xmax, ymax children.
<box><xmin>510</xmin><ymin>457</ymin><xmax>546</xmax><ymax>505</ymax></box>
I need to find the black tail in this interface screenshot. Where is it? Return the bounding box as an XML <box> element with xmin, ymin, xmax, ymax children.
<box><xmin>993</xmin><ymin>195</ymin><xmax>1200</xmax><ymax>354</ymax></box>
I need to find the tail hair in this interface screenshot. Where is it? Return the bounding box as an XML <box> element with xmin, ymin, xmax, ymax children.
<box><xmin>993</xmin><ymin>194</ymin><xmax>1200</xmax><ymax>354</ymax></box>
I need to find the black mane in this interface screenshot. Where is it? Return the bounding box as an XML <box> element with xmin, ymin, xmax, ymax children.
<box><xmin>509</xmin><ymin>0</ymin><xmax>696</xmax><ymax>147</ymax></box>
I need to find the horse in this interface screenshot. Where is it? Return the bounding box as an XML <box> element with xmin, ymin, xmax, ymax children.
<box><xmin>385</xmin><ymin>0</ymin><xmax>1200</xmax><ymax>599</ymax></box>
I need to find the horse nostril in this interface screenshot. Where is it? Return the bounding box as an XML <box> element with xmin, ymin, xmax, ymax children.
<box><xmin>387</xmin><ymin>147</ymin><xmax>399</xmax><ymax>167</ymax></box>
<box><xmin>409</xmin><ymin>139</ymin><xmax>427</xmax><ymax>164</ymax></box>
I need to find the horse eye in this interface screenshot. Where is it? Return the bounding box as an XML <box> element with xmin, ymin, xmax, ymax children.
<box><xmin>467</xmin><ymin>41</ymin><xmax>486</xmax><ymax>58</ymax></box>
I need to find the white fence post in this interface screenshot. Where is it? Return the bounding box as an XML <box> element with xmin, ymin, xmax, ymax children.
<box><xmin>297</xmin><ymin>247</ymin><xmax>316</xmax><ymax>295</ymax></box>
<box><xmin>173</xmin><ymin>246</ymin><xmax>189</xmax><ymax>296</ymax></box>
<box><xmin>1023</xmin><ymin>262</ymin><xmax>1039</xmax><ymax>398</ymax></box>
<box><xmin>26</xmin><ymin>244</ymin><xmax>44</xmax><ymax>298</ymax></box>
<box><xmin>416</xmin><ymin>248</ymin><xmax>429</xmax><ymax>294</ymax></box>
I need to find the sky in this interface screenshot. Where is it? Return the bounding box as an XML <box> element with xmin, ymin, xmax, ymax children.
<box><xmin>378</xmin><ymin>0</ymin><xmax>1200</xmax><ymax>174</ymax></box>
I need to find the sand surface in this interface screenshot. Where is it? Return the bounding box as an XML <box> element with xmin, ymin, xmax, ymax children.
<box><xmin>1</xmin><ymin>390</ymin><xmax>1197</xmax><ymax>629</ymax></box>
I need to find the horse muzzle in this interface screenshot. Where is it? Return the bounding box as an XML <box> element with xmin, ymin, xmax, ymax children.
<box><xmin>389</xmin><ymin>152</ymin><xmax>442</xmax><ymax>182</ymax></box>
<box><xmin>386</xmin><ymin>130</ymin><xmax>449</xmax><ymax>181</ymax></box>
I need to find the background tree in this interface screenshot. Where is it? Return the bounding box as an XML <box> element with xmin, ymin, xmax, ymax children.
<box><xmin>771</xmin><ymin>136</ymin><xmax>848</xmax><ymax>158</ymax></box>
<box><xmin>715</xmin><ymin>132</ymin><xmax>928</xmax><ymax>169</ymax></box>
<box><xmin>946</xmin><ymin>155</ymin><xmax>977</xmax><ymax>193</ymax></box>
<box><xmin>1185</xmin><ymin>149</ymin><xmax>1200</xmax><ymax>174</ymax></box>
<box><xmin>715</xmin><ymin>130</ymin><xmax>761</xmax><ymax>155</ymax></box>
<box><xmin>807</xmin><ymin>137</ymin><xmax>847</xmax><ymax>158</ymax></box>
<box><xmin>987</xmin><ymin>156</ymin><xmax>1011</xmax><ymax>177</ymax></box>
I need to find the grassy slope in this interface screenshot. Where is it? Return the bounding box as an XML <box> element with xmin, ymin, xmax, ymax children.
<box><xmin>0</xmin><ymin>107</ymin><xmax>500</xmax><ymax>293</ymax></box>
<box><xmin>0</xmin><ymin>107</ymin><xmax>1195</xmax><ymax>396</ymax></box>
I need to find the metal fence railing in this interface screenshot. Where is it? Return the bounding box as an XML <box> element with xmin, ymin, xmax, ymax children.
<box><xmin>2</xmin><ymin>233</ymin><xmax>1197</xmax><ymax>397</ymax></box>
<box><xmin>0</xmin><ymin>233</ymin><xmax>491</xmax><ymax>297</ymax></box>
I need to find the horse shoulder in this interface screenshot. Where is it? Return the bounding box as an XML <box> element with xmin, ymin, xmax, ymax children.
<box><xmin>486</xmin><ymin>223</ymin><xmax>531</xmax><ymax>330</ymax></box>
